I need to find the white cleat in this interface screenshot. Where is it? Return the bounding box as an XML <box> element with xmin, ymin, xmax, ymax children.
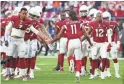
<box><xmin>107</xmin><ymin>72</ymin><xmax>111</xmax><ymax>77</ymax></box>
<box><xmin>75</xmin><ymin>72</ymin><xmax>80</xmax><ymax>83</ymax></box>
<box><xmin>100</xmin><ymin>72</ymin><xmax>105</xmax><ymax>79</ymax></box>
<box><xmin>30</xmin><ymin>75</ymin><xmax>34</xmax><ymax>79</ymax></box>
<box><xmin>22</xmin><ymin>76</ymin><xmax>27</xmax><ymax>81</ymax></box>
<box><xmin>94</xmin><ymin>69</ymin><xmax>99</xmax><ymax>77</ymax></box>
<box><xmin>115</xmin><ymin>74</ymin><xmax>121</xmax><ymax>78</ymax></box>
<box><xmin>69</xmin><ymin>60</ymin><xmax>75</xmax><ymax>73</ymax></box>
<box><xmin>4</xmin><ymin>75</ymin><xmax>10</xmax><ymax>81</ymax></box>
<box><xmin>80</xmin><ymin>71</ymin><xmax>86</xmax><ymax>76</ymax></box>
<box><xmin>104</xmin><ymin>71</ymin><xmax>111</xmax><ymax>78</ymax></box>
<box><xmin>75</xmin><ymin>76</ymin><xmax>80</xmax><ymax>83</ymax></box>
<box><xmin>89</xmin><ymin>74</ymin><xmax>95</xmax><ymax>79</ymax></box>
<box><xmin>1</xmin><ymin>69</ymin><xmax>6</xmax><ymax>75</ymax></box>
<box><xmin>14</xmin><ymin>75</ymin><xmax>22</xmax><ymax>78</ymax></box>
<box><xmin>34</xmin><ymin>66</ymin><xmax>41</xmax><ymax>71</ymax></box>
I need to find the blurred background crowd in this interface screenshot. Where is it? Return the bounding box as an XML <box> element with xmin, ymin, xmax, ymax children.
<box><xmin>1</xmin><ymin>1</ymin><xmax>124</xmax><ymax>57</ymax></box>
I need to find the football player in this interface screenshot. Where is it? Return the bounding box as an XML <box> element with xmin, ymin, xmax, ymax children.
<box><xmin>103</xmin><ymin>11</ymin><xmax>121</xmax><ymax>78</ymax></box>
<box><xmin>49</xmin><ymin>10</ymin><xmax>92</xmax><ymax>83</ymax></box>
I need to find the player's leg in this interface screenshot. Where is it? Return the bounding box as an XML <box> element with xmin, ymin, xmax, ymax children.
<box><xmin>18</xmin><ymin>40</ymin><xmax>27</xmax><ymax>81</ymax></box>
<box><xmin>14</xmin><ymin>56</ymin><xmax>19</xmax><ymax>77</ymax></box>
<box><xmin>104</xmin><ymin>52</ymin><xmax>111</xmax><ymax>77</ymax></box>
<box><xmin>30</xmin><ymin>39</ymin><xmax>38</xmax><ymax>79</ymax></box>
<box><xmin>34</xmin><ymin>40</ymin><xmax>41</xmax><ymax>71</ymax></box>
<box><xmin>4</xmin><ymin>37</ymin><xmax>18</xmax><ymax>80</ymax></box>
<box><xmin>89</xmin><ymin>43</ymin><xmax>98</xmax><ymax>79</ymax></box>
<box><xmin>58</xmin><ymin>38</ymin><xmax>67</xmax><ymax>72</ymax></box>
<box><xmin>110</xmin><ymin>42</ymin><xmax>120</xmax><ymax>78</ymax></box>
<box><xmin>81</xmin><ymin>41</ymin><xmax>89</xmax><ymax>76</ymax></box>
<box><xmin>80</xmin><ymin>41</ymin><xmax>86</xmax><ymax>76</ymax></box>
<box><xmin>1</xmin><ymin>40</ymin><xmax>8</xmax><ymax>76</ymax></box>
<box><xmin>24</xmin><ymin>40</ymin><xmax>32</xmax><ymax>79</ymax></box>
<box><xmin>67</xmin><ymin>40</ymin><xmax>75</xmax><ymax>73</ymax></box>
<box><xmin>73</xmin><ymin>39</ymin><xmax>83</xmax><ymax>83</ymax></box>
<box><xmin>100</xmin><ymin>43</ymin><xmax>108</xmax><ymax>79</ymax></box>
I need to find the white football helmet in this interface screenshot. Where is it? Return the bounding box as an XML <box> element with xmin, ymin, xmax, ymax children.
<box><xmin>24</xmin><ymin>5</ymin><xmax>30</xmax><ymax>11</ymax></box>
<box><xmin>89</xmin><ymin>8</ymin><xmax>98</xmax><ymax>17</ymax></box>
<box><xmin>5</xmin><ymin>11</ymin><xmax>11</xmax><ymax>16</ymax></box>
<box><xmin>65</xmin><ymin>12</ymin><xmax>69</xmax><ymax>18</ymax></box>
<box><xmin>34</xmin><ymin>6</ymin><xmax>42</xmax><ymax>13</ymax></box>
<box><xmin>12</xmin><ymin>7</ymin><xmax>22</xmax><ymax>15</ymax></box>
<box><xmin>94</xmin><ymin>10</ymin><xmax>102</xmax><ymax>18</ymax></box>
<box><xmin>102</xmin><ymin>11</ymin><xmax>111</xmax><ymax>21</ymax></box>
<box><xmin>79</xmin><ymin>5</ymin><xmax>88</xmax><ymax>17</ymax></box>
<box><xmin>29</xmin><ymin>7</ymin><xmax>40</xmax><ymax>17</ymax></box>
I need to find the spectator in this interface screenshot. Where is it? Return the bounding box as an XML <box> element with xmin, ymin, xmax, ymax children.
<box><xmin>53</xmin><ymin>1</ymin><xmax>61</xmax><ymax>12</ymax></box>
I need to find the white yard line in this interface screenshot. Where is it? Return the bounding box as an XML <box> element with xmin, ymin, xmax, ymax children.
<box><xmin>38</xmin><ymin>56</ymin><xmax>124</xmax><ymax>60</ymax></box>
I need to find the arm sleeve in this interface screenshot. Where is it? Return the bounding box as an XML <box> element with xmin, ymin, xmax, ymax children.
<box><xmin>30</xmin><ymin>25</ymin><xmax>39</xmax><ymax>34</ymax></box>
<box><xmin>5</xmin><ymin>21</ymin><xmax>13</xmax><ymax>41</ymax></box>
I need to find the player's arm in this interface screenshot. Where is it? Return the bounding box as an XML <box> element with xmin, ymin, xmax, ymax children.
<box><xmin>4</xmin><ymin>21</ymin><xmax>13</xmax><ymax>41</ymax></box>
<box><xmin>51</xmin><ymin>25</ymin><xmax>66</xmax><ymax>44</ymax></box>
<box><xmin>54</xmin><ymin>24</ymin><xmax>60</xmax><ymax>35</ymax></box>
<box><xmin>107</xmin><ymin>28</ymin><xmax>112</xmax><ymax>44</ymax></box>
<box><xmin>114</xmin><ymin>25</ymin><xmax>120</xmax><ymax>47</ymax></box>
<box><xmin>40</xmin><ymin>23</ymin><xmax>52</xmax><ymax>39</ymax></box>
<box><xmin>29</xmin><ymin>25</ymin><xmax>50</xmax><ymax>43</ymax></box>
<box><xmin>80</xmin><ymin>25</ymin><xmax>92</xmax><ymax>41</ymax></box>
<box><xmin>81</xmin><ymin>26</ymin><xmax>92</xmax><ymax>46</ymax></box>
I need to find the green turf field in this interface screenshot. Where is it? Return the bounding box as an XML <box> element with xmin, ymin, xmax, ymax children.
<box><xmin>1</xmin><ymin>57</ymin><xmax>124</xmax><ymax>84</ymax></box>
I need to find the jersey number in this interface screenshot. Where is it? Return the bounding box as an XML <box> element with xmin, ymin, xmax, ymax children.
<box><xmin>71</xmin><ymin>25</ymin><xmax>77</xmax><ymax>34</ymax></box>
<box><xmin>96</xmin><ymin>29</ymin><xmax>104</xmax><ymax>37</ymax></box>
<box><xmin>18</xmin><ymin>25</ymin><xmax>23</xmax><ymax>29</ymax></box>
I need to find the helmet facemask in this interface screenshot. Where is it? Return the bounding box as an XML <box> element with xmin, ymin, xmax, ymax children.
<box><xmin>80</xmin><ymin>10</ymin><xmax>88</xmax><ymax>17</ymax></box>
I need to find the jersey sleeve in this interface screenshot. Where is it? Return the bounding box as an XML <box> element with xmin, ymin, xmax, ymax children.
<box><xmin>113</xmin><ymin>21</ymin><xmax>119</xmax><ymax>27</ymax></box>
<box><xmin>55</xmin><ymin>22</ymin><xmax>60</xmax><ymax>31</ymax></box>
<box><xmin>10</xmin><ymin>16</ymin><xmax>15</xmax><ymax>22</ymax></box>
<box><xmin>105</xmin><ymin>21</ymin><xmax>110</xmax><ymax>29</ymax></box>
<box><xmin>30</xmin><ymin>25</ymin><xmax>39</xmax><ymax>34</ymax></box>
<box><xmin>40</xmin><ymin>18</ymin><xmax>44</xmax><ymax>24</ymax></box>
<box><xmin>89</xmin><ymin>21</ymin><xmax>93</xmax><ymax>29</ymax></box>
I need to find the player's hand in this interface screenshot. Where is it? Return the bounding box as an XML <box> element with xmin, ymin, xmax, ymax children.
<box><xmin>5</xmin><ymin>41</ymin><xmax>9</xmax><ymax>47</ymax></box>
<box><xmin>116</xmin><ymin>41</ymin><xmax>120</xmax><ymax>49</ymax></box>
<box><xmin>118</xmin><ymin>42</ymin><xmax>122</xmax><ymax>52</ymax></box>
<box><xmin>46</xmin><ymin>38</ymin><xmax>53</xmax><ymax>44</ymax></box>
<box><xmin>107</xmin><ymin>43</ymin><xmax>111</xmax><ymax>52</ymax></box>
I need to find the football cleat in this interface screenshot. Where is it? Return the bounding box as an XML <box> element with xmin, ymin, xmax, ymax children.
<box><xmin>115</xmin><ymin>74</ymin><xmax>121</xmax><ymax>78</ymax></box>
<box><xmin>89</xmin><ymin>74</ymin><xmax>95</xmax><ymax>79</ymax></box>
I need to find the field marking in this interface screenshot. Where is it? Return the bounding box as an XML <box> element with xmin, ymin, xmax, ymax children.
<box><xmin>36</xmin><ymin>63</ymin><xmax>47</xmax><ymax>65</ymax></box>
<box><xmin>38</xmin><ymin>56</ymin><xmax>124</xmax><ymax>60</ymax></box>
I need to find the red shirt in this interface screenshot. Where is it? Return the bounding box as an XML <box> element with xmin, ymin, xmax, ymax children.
<box><xmin>10</xmin><ymin>15</ymin><xmax>32</xmax><ymax>30</ymax></box>
<box><xmin>78</xmin><ymin>16</ymin><xmax>91</xmax><ymax>36</ymax></box>
<box><xmin>89</xmin><ymin>20</ymin><xmax>109</xmax><ymax>42</ymax></box>
<box><xmin>109</xmin><ymin>21</ymin><xmax>119</xmax><ymax>42</ymax></box>
<box><xmin>62</xmin><ymin>19</ymin><xmax>83</xmax><ymax>39</ymax></box>
<box><xmin>55</xmin><ymin>20</ymin><xmax>67</xmax><ymax>38</ymax></box>
<box><xmin>39</xmin><ymin>18</ymin><xmax>44</xmax><ymax>24</ymax></box>
<box><xmin>24</xmin><ymin>28</ymin><xmax>32</xmax><ymax>41</ymax></box>
<box><xmin>30</xmin><ymin>20</ymin><xmax>41</xmax><ymax>40</ymax></box>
